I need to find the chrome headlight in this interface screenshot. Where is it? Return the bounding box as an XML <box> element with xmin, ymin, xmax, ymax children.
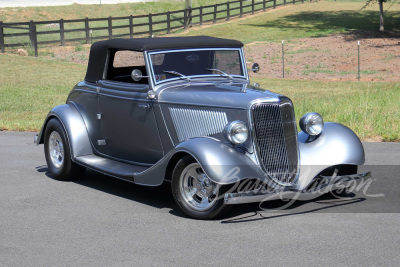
<box><xmin>299</xmin><ymin>112</ymin><xmax>324</xmax><ymax>136</ymax></box>
<box><xmin>224</xmin><ymin>121</ymin><xmax>248</xmax><ymax>145</ymax></box>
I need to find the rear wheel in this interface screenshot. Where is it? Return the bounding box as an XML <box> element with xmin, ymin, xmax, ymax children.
<box><xmin>171</xmin><ymin>155</ymin><xmax>231</xmax><ymax>219</ymax></box>
<box><xmin>44</xmin><ymin>118</ymin><xmax>85</xmax><ymax>180</ymax></box>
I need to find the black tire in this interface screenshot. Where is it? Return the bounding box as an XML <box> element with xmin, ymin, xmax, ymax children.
<box><xmin>44</xmin><ymin>118</ymin><xmax>85</xmax><ymax>181</ymax></box>
<box><xmin>171</xmin><ymin>155</ymin><xmax>232</xmax><ymax>220</ymax></box>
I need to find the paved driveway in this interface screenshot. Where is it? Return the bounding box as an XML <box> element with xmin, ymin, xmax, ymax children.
<box><xmin>0</xmin><ymin>131</ymin><xmax>399</xmax><ymax>266</ymax></box>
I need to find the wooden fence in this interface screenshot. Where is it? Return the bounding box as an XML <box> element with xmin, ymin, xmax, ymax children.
<box><xmin>0</xmin><ymin>0</ymin><xmax>308</xmax><ymax>57</ymax></box>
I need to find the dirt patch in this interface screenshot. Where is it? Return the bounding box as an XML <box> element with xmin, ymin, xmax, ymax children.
<box><xmin>246</xmin><ymin>31</ymin><xmax>400</xmax><ymax>82</ymax></box>
<box><xmin>37</xmin><ymin>44</ymin><xmax>91</xmax><ymax>64</ymax></box>
<box><xmin>30</xmin><ymin>31</ymin><xmax>400</xmax><ymax>82</ymax></box>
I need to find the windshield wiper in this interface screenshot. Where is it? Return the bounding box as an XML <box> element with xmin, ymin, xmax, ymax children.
<box><xmin>163</xmin><ymin>70</ymin><xmax>191</xmax><ymax>82</ymax></box>
<box><xmin>206</xmin><ymin>68</ymin><xmax>233</xmax><ymax>82</ymax></box>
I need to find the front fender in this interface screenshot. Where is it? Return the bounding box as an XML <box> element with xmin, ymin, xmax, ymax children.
<box><xmin>36</xmin><ymin>104</ymin><xmax>93</xmax><ymax>158</ymax></box>
<box><xmin>134</xmin><ymin>137</ymin><xmax>266</xmax><ymax>186</ymax></box>
<box><xmin>296</xmin><ymin>122</ymin><xmax>365</xmax><ymax>190</ymax></box>
<box><xmin>175</xmin><ymin>138</ymin><xmax>266</xmax><ymax>184</ymax></box>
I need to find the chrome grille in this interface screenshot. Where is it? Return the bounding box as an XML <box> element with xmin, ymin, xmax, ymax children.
<box><xmin>169</xmin><ymin>107</ymin><xmax>228</xmax><ymax>142</ymax></box>
<box><xmin>251</xmin><ymin>101</ymin><xmax>298</xmax><ymax>185</ymax></box>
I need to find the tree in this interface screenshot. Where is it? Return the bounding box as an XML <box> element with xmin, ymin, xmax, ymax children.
<box><xmin>364</xmin><ymin>0</ymin><xmax>392</xmax><ymax>31</ymax></box>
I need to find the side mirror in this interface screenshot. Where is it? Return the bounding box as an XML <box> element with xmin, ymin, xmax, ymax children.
<box><xmin>131</xmin><ymin>69</ymin><xmax>149</xmax><ymax>81</ymax></box>
<box><xmin>251</xmin><ymin>63</ymin><xmax>260</xmax><ymax>73</ymax></box>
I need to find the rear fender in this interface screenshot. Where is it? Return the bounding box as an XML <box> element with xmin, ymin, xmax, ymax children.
<box><xmin>36</xmin><ymin>104</ymin><xmax>93</xmax><ymax>158</ymax></box>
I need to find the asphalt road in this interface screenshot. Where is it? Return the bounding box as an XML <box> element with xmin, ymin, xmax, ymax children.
<box><xmin>1</xmin><ymin>131</ymin><xmax>399</xmax><ymax>266</ymax></box>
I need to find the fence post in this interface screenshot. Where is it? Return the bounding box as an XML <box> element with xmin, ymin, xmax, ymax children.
<box><xmin>59</xmin><ymin>19</ymin><xmax>65</xmax><ymax>46</ymax></box>
<box><xmin>274</xmin><ymin>0</ymin><xmax>276</xmax><ymax>9</ymax></box>
<box><xmin>0</xmin><ymin>21</ymin><xmax>5</xmax><ymax>53</ymax></box>
<box><xmin>284</xmin><ymin>0</ymin><xmax>286</xmax><ymax>5</ymax></box>
<box><xmin>187</xmin><ymin>8</ymin><xmax>192</xmax><ymax>26</ymax></box>
<box><xmin>293</xmin><ymin>0</ymin><xmax>295</xmax><ymax>5</ymax></box>
<box><xmin>227</xmin><ymin>2</ymin><xmax>230</xmax><ymax>21</ymax></box>
<box><xmin>149</xmin><ymin>13</ymin><xmax>153</xmax><ymax>37</ymax></box>
<box><xmin>252</xmin><ymin>0</ymin><xmax>255</xmax><ymax>14</ymax></box>
<box><xmin>240</xmin><ymin>0</ymin><xmax>243</xmax><ymax>17</ymax></box>
<box><xmin>167</xmin><ymin>11</ymin><xmax>171</xmax><ymax>34</ymax></box>
<box><xmin>129</xmin><ymin>15</ymin><xmax>133</xmax><ymax>38</ymax></box>
<box><xmin>84</xmin><ymin>17</ymin><xmax>90</xmax><ymax>44</ymax></box>
<box><xmin>213</xmin><ymin>5</ymin><xmax>217</xmax><ymax>24</ymax></box>
<box><xmin>199</xmin><ymin>7</ymin><xmax>203</xmax><ymax>26</ymax></box>
<box><xmin>29</xmin><ymin>20</ymin><xmax>38</xmax><ymax>57</ymax></box>
<box><xmin>184</xmin><ymin>9</ymin><xmax>188</xmax><ymax>29</ymax></box>
<box><xmin>108</xmin><ymin>16</ymin><xmax>112</xmax><ymax>39</ymax></box>
<box><xmin>263</xmin><ymin>0</ymin><xmax>266</xmax><ymax>11</ymax></box>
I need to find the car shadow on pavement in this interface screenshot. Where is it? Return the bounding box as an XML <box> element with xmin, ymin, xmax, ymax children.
<box><xmin>220</xmin><ymin>197</ymin><xmax>366</xmax><ymax>224</ymax></box>
<box><xmin>36</xmin><ymin>165</ymin><xmax>366</xmax><ymax>221</ymax></box>
<box><xmin>36</xmin><ymin>166</ymin><xmax>177</xmax><ymax>210</ymax></box>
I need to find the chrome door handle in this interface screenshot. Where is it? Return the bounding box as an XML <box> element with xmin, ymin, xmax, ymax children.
<box><xmin>138</xmin><ymin>104</ymin><xmax>150</xmax><ymax>109</ymax></box>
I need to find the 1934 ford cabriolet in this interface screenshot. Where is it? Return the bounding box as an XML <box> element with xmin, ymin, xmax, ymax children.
<box><xmin>35</xmin><ymin>36</ymin><xmax>370</xmax><ymax>219</ymax></box>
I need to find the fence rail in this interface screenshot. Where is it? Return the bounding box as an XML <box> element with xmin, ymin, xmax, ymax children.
<box><xmin>0</xmin><ymin>0</ymin><xmax>308</xmax><ymax>57</ymax></box>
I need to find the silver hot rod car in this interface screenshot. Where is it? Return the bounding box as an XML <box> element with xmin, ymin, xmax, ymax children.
<box><xmin>35</xmin><ymin>36</ymin><xmax>370</xmax><ymax>219</ymax></box>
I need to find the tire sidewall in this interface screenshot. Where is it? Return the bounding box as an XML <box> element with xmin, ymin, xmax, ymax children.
<box><xmin>171</xmin><ymin>155</ymin><xmax>228</xmax><ymax>220</ymax></box>
<box><xmin>44</xmin><ymin>118</ymin><xmax>71</xmax><ymax>180</ymax></box>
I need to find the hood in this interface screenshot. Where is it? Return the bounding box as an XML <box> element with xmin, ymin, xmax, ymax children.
<box><xmin>157</xmin><ymin>81</ymin><xmax>283</xmax><ymax>109</ymax></box>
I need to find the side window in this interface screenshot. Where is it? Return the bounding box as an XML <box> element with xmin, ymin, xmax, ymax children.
<box><xmin>107</xmin><ymin>50</ymin><xmax>147</xmax><ymax>84</ymax></box>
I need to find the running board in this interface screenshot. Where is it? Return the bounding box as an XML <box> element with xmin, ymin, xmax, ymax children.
<box><xmin>74</xmin><ymin>154</ymin><xmax>149</xmax><ymax>182</ymax></box>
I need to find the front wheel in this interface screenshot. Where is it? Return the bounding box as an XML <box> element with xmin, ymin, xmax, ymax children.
<box><xmin>44</xmin><ymin>118</ymin><xmax>85</xmax><ymax>181</ymax></box>
<box><xmin>171</xmin><ymin>155</ymin><xmax>231</xmax><ymax>219</ymax></box>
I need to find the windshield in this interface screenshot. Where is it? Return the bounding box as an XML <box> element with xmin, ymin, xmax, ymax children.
<box><xmin>149</xmin><ymin>48</ymin><xmax>245</xmax><ymax>84</ymax></box>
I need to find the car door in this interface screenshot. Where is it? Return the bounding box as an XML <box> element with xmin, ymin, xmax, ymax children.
<box><xmin>97</xmin><ymin>80</ymin><xmax>163</xmax><ymax>165</ymax></box>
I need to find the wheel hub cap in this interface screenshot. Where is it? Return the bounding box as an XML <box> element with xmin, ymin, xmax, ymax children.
<box><xmin>49</xmin><ymin>131</ymin><xmax>64</xmax><ymax>169</ymax></box>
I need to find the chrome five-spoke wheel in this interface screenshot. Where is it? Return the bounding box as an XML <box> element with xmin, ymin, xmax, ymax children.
<box><xmin>179</xmin><ymin>163</ymin><xmax>218</xmax><ymax>211</ymax></box>
<box><xmin>172</xmin><ymin>155</ymin><xmax>231</xmax><ymax>219</ymax></box>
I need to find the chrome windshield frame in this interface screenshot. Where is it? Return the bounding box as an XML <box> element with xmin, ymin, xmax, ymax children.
<box><xmin>146</xmin><ymin>47</ymin><xmax>248</xmax><ymax>88</ymax></box>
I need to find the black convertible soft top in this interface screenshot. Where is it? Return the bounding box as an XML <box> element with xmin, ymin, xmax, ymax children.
<box><xmin>84</xmin><ymin>36</ymin><xmax>243</xmax><ymax>83</ymax></box>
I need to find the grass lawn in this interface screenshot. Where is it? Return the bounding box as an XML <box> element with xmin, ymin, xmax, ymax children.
<box><xmin>177</xmin><ymin>1</ymin><xmax>400</xmax><ymax>43</ymax></box>
<box><xmin>252</xmin><ymin>77</ymin><xmax>400</xmax><ymax>141</ymax></box>
<box><xmin>0</xmin><ymin>54</ymin><xmax>85</xmax><ymax>131</ymax></box>
<box><xmin>0</xmin><ymin>0</ymin><xmax>230</xmax><ymax>22</ymax></box>
<box><xmin>1</xmin><ymin>0</ymin><xmax>269</xmax><ymax>52</ymax></box>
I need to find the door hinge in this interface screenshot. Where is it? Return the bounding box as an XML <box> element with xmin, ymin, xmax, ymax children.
<box><xmin>96</xmin><ymin>113</ymin><xmax>102</xmax><ymax>119</ymax></box>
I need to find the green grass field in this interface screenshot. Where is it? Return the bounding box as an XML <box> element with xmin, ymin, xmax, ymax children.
<box><xmin>0</xmin><ymin>0</ymin><xmax>399</xmax><ymax>141</ymax></box>
<box><xmin>177</xmin><ymin>1</ymin><xmax>400</xmax><ymax>43</ymax></box>
<box><xmin>1</xmin><ymin>0</ymin><xmax>278</xmax><ymax>50</ymax></box>
<box><xmin>0</xmin><ymin>0</ymin><xmax>231</xmax><ymax>22</ymax></box>
<box><xmin>1</xmin><ymin>53</ymin><xmax>398</xmax><ymax>141</ymax></box>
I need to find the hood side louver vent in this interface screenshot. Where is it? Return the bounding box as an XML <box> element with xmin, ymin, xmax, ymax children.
<box><xmin>169</xmin><ymin>107</ymin><xmax>228</xmax><ymax>142</ymax></box>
